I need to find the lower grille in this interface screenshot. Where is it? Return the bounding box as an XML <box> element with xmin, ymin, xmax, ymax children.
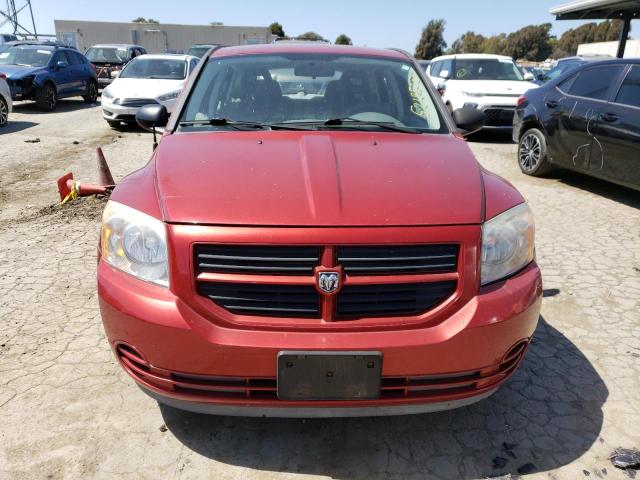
<box><xmin>337</xmin><ymin>281</ymin><xmax>456</xmax><ymax>317</ymax></box>
<box><xmin>197</xmin><ymin>282</ymin><xmax>320</xmax><ymax>317</ymax></box>
<box><xmin>118</xmin><ymin>98</ymin><xmax>158</xmax><ymax>107</ymax></box>
<box><xmin>116</xmin><ymin>340</ymin><xmax>529</xmax><ymax>403</ymax></box>
<box><xmin>483</xmin><ymin>107</ymin><xmax>515</xmax><ymax>127</ymax></box>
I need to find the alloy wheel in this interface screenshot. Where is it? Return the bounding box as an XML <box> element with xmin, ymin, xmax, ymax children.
<box><xmin>46</xmin><ymin>86</ymin><xmax>57</xmax><ymax>110</ymax></box>
<box><xmin>519</xmin><ymin>133</ymin><xmax>542</xmax><ymax>172</ymax></box>
<box><xmin>0</xmin><ymin>97</ymin><xmax>7</xmax><ymax>127</ymax></box>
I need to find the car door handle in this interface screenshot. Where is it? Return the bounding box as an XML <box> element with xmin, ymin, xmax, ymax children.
<box><xmin>600</xmin><ymin>112</ymin><xmax>618</xmax><ymax>123</ymax></box>
<box><xmin>545</xmin><ymin>100</ymin><xmax>558</xmax><ymax>108</ymax></box>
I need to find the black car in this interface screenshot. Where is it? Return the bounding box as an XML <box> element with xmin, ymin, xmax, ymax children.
<box><xmin>533</xmin><ymin>55</ymin><xmax>611</xmax><ymax>85</ymax></box>
<box><xmin>513</xmin><ymin>59</ymin><xmax>640</xmax><ymax>191</ymax></box>
<box><xmin>84</xmin><ymin>44</ymin><xmax>147</xmax><ymax>88</ymax></box>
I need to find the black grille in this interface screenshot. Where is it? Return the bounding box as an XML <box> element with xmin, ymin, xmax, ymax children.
<box><xmin>337</xmin><ymin>281</ymin><xmax>456</xmax><ymax>317</ymax></box>
<box><xmin>483</xmin><ymin>107</ymin><xmax>515</xmax><ymax>127</ymax></box>
<box><xmin>337</xmin><ymin>245</ymin><xmax>458</xmax><ymax>275</ymax></box>
<box><xmin>118</xmin><ymin>98</ymin><xmax>158</xmax><ymax>107</ymax></box>
<box><xmin>195</xmin><ymin>245</ymin><xmax>320</xmax><ymax>275</ymax></box>
<box><xmin>197</xmin><ymin>282</ymin><xmax>319</xmax><ymax>317</ymax></box>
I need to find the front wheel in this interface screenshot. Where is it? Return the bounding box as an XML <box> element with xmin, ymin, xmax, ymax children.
<box><xmin>518</xmin><ymin>128</ymin><xmax>553</xmax><ymax>176</ymax></box>
<box><xmin>35</xmin><ymin>83</ymin><xmax>57</xmax><ymax>112</ymax></box>
<box><xmin>83</xmin><ymin>81</ymin><xmax>98</xmax><ymax>103</ymax></box>
<box><xmin>0</xmin><ymin>96</ymin><xmax>8</xmax><ymax>127</ymax></box>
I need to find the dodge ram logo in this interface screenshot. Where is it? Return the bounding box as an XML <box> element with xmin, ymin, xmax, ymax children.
<box><xmin>317</xmin><ymin>271</ymin><xmax>340</xmax><ymax>294</ymax></box>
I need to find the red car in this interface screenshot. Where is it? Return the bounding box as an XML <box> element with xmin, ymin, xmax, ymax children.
<box><xmin>98</xmin><ymin>44</ymin><xmax>542</xmax><ymax>417</ymax></box>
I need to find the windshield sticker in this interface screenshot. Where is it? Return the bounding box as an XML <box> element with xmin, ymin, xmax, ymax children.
<box><xmin>407</xmin><ymin>68</ymin><xmax>429</xmax><ymax>120</ymax></box>
<box><xmin>37</xmin><ymin>50</ymin><xmax>52</xmax><ymax>55</ymax></box>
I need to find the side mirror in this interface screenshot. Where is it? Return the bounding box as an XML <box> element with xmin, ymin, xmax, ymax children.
<box><xmin>439</xmin><ymin>70</ymin><xmax>449</xmax><ymax>79</ymax></box>
<box><xmin>523</xmin><ymin>72</ymin><xmax>534</xmax><ymax>81</ymax></box>
<box><xmin>136</xmin><ymin>104</ymin><xmax>168</xmax><ymax>149</ymax></box>
<box><xmin>436</xmin><ymin>81</ymin><xmax>446</xmax><ymax>96</ymax></box>
<box><xmin>56</xmin><ymin>60</ymin><xmax>68</xmax><ymax>70</ymax></box>
<box><xmin>452</xmin><ymin>107</ymin><xmax>485</xmax><ymax>136</ymax></box>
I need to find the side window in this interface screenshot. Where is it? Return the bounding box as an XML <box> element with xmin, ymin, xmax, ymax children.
<box><xmin>129</xmin><ymin>48</ymin><xmax>137</xmax><ymax>58</ymax></box>
<box><xmin>614</xmin><ymin>66</ymin><xmax>640</xmax><ymax>108</ymax></box>
<box><xmin>66</xmin><ymin>51</ymin><xmax>81</xmax><ymax>65</ymax></box>
<box><xmin>440</xmin><ymin>59</ymin><xmax>453</xmax><ymax>78</ymax></box>
<box><xmin>430</xmin><ymin>61</ymin><xmax>441</xmax><ymax>77</ymax></box>
<box><xmin>567</xmin><ymin>65</ymin><xmax>623</xmax><ymax>100</ymax></box>
<box><xmin>53</xmin><ymin>52</ymin><xmax>67</xmax><ymax>66</ymax></box>
<box><xmin>189</xmin><ymin>58</ymin><xmax>199</xmax><ymax>73</ymax></box>
<box><xmin>557</xmin><ymin>73</ymin><xmax>577</xmax><ymax>94</ymax></box>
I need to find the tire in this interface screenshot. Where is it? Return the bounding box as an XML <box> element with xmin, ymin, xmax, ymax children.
<box><xmin>518</xmin><ymin>128</ymin><xmax>553</xmax><ymax>176</ymax></box>
<box><xmin>83</xmin><ymin>80</ymin><xmax>98</xmax><ymax>103</ymax></box>
<box><xmin>107</xmin><ymin>120</ymin><xmax>121</xmax><ymax>129</ymax></box>
<box><xmin>0</xmin><ymin>96</ymin><xmax>8</xmax><ymax>127</ymax></box>
<box><xmin>35</xmin><ymin>83</ymin><xmax>57</xmax><ymax>112</ymax></box>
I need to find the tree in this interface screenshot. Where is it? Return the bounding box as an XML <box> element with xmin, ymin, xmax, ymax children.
<box><xmin>553</xmin><ymin>20</ymin><xmax>625</xmax><ymax>58</ymax></box>
<box><xmin>147</xmin><ymin>18</ymin><xmax>159</xmax><ymax>24</ymax></box>
<box><xmin>483</xmin><ymin>33</ymin><xmax>507</xmax><ymax>55</ymax></box>
<box><xmin>335</xmin><ymin>34</ymin><xmax>353</xmax><ymax>45</ymax></box>
<box><xmin>131</xmin><ymin>17</ymin><xmax>159</xmax><ymax>24</ymax></box>
<box><xmin>297</xmin><ymin>31</ymin><xmax>325</xmax><ymax>41</ymax></box>
<box><xmin>414</xmin><ymin>19</ymin><xmax>447</xmax><ymax>60</ymax></box>
<box><xmin>503</xmin><ymin>23</ymin><xmax>553</xmax><ymax>61</ymax></box>
<box><xmin>448</xmin><ymin>31</ymin><xmax>485</xmax><ymax>54</ymax></box>
<box><xmin>269</xmin><ymin>22</ymin><xmax>285</xmax><ymax>37</ymax></box>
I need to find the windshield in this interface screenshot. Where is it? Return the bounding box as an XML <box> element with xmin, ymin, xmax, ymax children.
<box><xmin>452</xmin><ymin>58</ymin><xmax>524</xmax><ymax>81</ymax></box>
<box><xmin>0</xmin><ymin>46</ymin><xmax>52</xmax><ymax>67</ymax></box>
<box><xmin>544</xmin><ymin>60</ymin><xmax>581</xmax><ymax>82</ymax></box>
<box><xmin>85</xmin><ymin>47</ymin><xmax>130</xmax><ymax>64</ymax></box>
<box><xmin>119</xmin><ymin>58</ymin><xmax>187</xmax><ymax>80</ymax></box>
<box><xmin>179</xmin><ymin>53</ymin><xmax>444</xmax><ymax>132</ymax></box>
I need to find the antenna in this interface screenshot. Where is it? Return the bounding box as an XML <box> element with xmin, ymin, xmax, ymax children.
<box><xmin>0</xmin><ymin>0</ymin><xmax>38</xmax><ymax>38</ymax></box>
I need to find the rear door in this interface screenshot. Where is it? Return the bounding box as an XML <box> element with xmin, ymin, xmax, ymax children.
<box><xmin>545</xmin><ymin>64</ymin><xmax>624</xmax><ymax>171</ymax></box>
<box><xmin>64</xmin><ymin>51</ymin><xmax>85</xmax><ymax>94</ymax></box>
<box><xmin>593</xmin><ymin>65</ymin><xmax>640</xmax><ymax>189</ymax></box>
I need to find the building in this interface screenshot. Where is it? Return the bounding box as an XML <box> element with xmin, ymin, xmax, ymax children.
<box><xmin>577</xmin><ymin>40</ymin><xmax>640</xmax><ymax>58</ymax></box>
<box><xmin>54</xmin><ymin>20</ymin><xmax>273</xmax><ymax>53</ymax></box>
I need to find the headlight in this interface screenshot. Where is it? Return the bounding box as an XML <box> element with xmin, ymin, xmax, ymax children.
<box><xmin>158</xmin><ymin>90</ymin><xmax>181</xmax><ymax>102</ymax></box>
<box><xmin>480</xmin><ymin>203</ymin><xmax>534</xmax><ymax>286</ymax></box>
<box><xmin>101</xmin><ymin>89</ymin><xmax>114</xmax><ymax>100</ymax></box>
<box><xmin>101</xmin><ymin>201</ymin><xmax>169</xmax><ymax>287</ymax></box>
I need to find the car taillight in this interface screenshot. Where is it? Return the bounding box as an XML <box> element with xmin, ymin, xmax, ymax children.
<box><xmin>517</xmin><ymin>95</ymin><xmax>526</xmax><ymax>107</ymax></box>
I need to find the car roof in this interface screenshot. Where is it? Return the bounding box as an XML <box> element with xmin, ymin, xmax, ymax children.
<box><xmin>210</xmin><ymin>43</ymin><xmax>409</xmax><ymax>60</ymax></box>
<box><xmin>89</xmin><ymin>44</ymin><xmax>140</xmax><ymax>49</ymax></box>
<box><xmin>431</xmin><ymin>53</ymin><xmax>514</xmax><ymax>61</ymax></box>
<box><xmin>135</xmin><ymin>53</ymin><xmax>197</xmax><ymax>61</ymax></box>
<box><xmin>557</xmin><ymin>54</ymin><xmax>613</xmax><ymax>63</ymax></box>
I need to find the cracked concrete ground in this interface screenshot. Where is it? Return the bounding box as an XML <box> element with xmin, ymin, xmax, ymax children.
<box><xmin>0</xmin><ymin>99</ymin><xmax>638</xmax><ymax>480</ymax></box>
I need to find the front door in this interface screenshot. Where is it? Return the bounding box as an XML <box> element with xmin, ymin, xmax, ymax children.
<box><xmin>593</xmin><ymin>65</ymin><xmax>640</xmax><ymax>189</ymax></box>
<box><xmin>545</xmin><ymin>64</ymin><xmax>624</xmax><ymax>172</ymax></box>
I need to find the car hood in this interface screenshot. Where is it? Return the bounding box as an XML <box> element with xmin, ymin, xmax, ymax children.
<box><xmin>106</xmin><ymin>77</ymin><xmax>185</xmax><ymax>99</ymax></box>
<box><xmin>0</xmin><ymin>64</ymin><xmax>42</xmax><ymax>79</ymax></box>
<box><xmin>155</xmin><ymin>131</ymin><xmax>483</xmax><ymax>226</ymax></box>
<box><xmin>448</xmin><ymin>80</ymin><xmax>537</xmax><ymax>95</ymax></box>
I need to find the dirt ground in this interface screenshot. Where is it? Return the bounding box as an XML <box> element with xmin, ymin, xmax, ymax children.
<box><xmin>0</xmin><ymin>97</ymin><xmax>638</xmax><ymax>480</ymax></box>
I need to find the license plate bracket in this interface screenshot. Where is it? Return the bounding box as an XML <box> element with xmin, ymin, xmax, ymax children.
<box><xmin>277</xmin><ymin>351</ymin><xmax>382</xmax><ymax>401</ymax></box>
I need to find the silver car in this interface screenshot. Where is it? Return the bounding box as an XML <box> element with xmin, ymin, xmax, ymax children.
<box><xmin>0</xmin><ymin>72</ymin><xmax>12</xmax><ymax>127</ymax></box>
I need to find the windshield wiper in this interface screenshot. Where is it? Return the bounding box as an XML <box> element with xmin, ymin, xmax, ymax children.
<box><xmin>179</xmin><ymin>118</ymin><xmax>266</xmax><ymax>130</ymax></box>
<box><xmin>323</xmin><ymin>118</ymin><xmax>423</xmax><ymax>134</ymax></box>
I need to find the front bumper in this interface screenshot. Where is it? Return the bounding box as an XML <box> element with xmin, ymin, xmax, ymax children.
<box><xmin>102</xmin><ymin>99</ymin><xmax>174</xmax><ymax>123</ymax></box>
<box><xmin>99</xmin><ymin>259</ymin><xmax>542</xmax><ymax>416</ymax></box>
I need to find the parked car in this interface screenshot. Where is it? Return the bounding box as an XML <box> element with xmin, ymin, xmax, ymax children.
<box><xmin>533</xmin><ymin>55</ymin><xmax>612</xmax><ymax>85</ymax></box>
<box><xmin>185</xmin><ymin>44</ymin><xmax>220</xmax><ymax>58</ymax></box>
<box><xmin>0</xmin><ymin>39</ymin><xmax>74</xmax><ymax>54</ymax></box>
<box><xmin>514</xmin><ymin>59</ymin><xmax>640</xmax><ymax>191</ymax></box>
<box><xmin>417</xmin><ymin>59</ymin><xmax>430</xmax><ymax>72</ymax></box>
<box><xmin>428</xmin><ymin>53</ymin><xmax>538</xmax><ymax>129</ymax></box>
<box><xmin>0</xmin><ymin>43</ymin><xmax>98</xmax><ymax>111</ymax></box>
<box><xmin>100</xmin><ymin>54</ymin><xmax>199</xmax><ymax>128</ymax></box>
<box><xmin>0</xmin><ymin>71</ymin><xmax>12</xmax><ymax>127</ymax></box>
<box><xmin>0</xmin><ymin>33</ymin><xmax>18</xmax><ymax>46</ymax></box>
<box><xmin>84</xmin><ymin>44</ymin><xmax>147</xmax><ymax>88</ymax></box>
<box><xmin>98</xmin><ymin>43</ymin><xmax>542</xmax><ymax>417</ymax></box>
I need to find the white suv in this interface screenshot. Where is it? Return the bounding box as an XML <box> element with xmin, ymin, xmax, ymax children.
<box><xmin>427</xmin><ymin>54</ymin><xmax>537</xmax><ymax>130</ymax></box>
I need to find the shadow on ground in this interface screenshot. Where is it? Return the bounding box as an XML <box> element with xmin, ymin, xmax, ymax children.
<box><xmin>12</xmin><ymin>99</ymin><xmax>99</xmax><ymax>114</ymax></box>
<box><xmin>160</xmin><ymin>317</ymin><xmax>607</xmax><ymax>479</ymax></box>
<box><xmin>550</xmin><ymin>169</ymin><xmax>640</xmax><ymax>210</ymax></box>
<box><xmin>0</xmin><ymin>121</ymin><xmax>38</xmax><ymax>134</ymax></box>
<box><xmin>466</xmin><ymin>130</ymin><xmax>514</xmax><ymax>144</ymax></box>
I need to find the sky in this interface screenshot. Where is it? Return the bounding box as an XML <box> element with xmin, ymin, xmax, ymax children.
<box><xmin>10</xmin><ymin>0</ymin><xmax>632</xmax><ymax>52</ymax></box>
